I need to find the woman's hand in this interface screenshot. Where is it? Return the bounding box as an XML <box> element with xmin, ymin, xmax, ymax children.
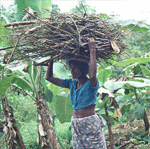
<box><xmin>86</xmin><ymin>37</ymin><xmax>96</xmax><ymax>51</ymax></box>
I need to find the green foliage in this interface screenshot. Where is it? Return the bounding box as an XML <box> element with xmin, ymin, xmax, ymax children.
<box><xmin>0</xmin><ymin>5</ymin><xmax>16</xmax><ymax>23</ymax></box>
<box><xmin>52</xmin><ymin>4</ymin><xmax>60</xmax><ymax>13</ymax></box>
<box><xmin>119</xmin><ymin>20</ymin><xmax>150</xmax><ymax>32</ymax></box>
<box><xmin>99</xmin><ymin>13</ymin><xmax>112</xmax><ymax>20</ymax></box>
<box><xmin>96</xmin><ymin>54</ymin><xmax>150</xmax><ymax>134</ymax></box>
<box><xmin>13</xmin><ymin>62</ymin><xmax>53</xmax><ymax>102</ymax></box>
<box><xmin>0</xmin><ymin>22</ymin><xmax>15</xmax><ymax>48</ymax></box>
<box><xmin>135</xmin><ymin>104</ymin><xmax>145</xmax><ymax>120</ymax></box>
<box><xmin>44</xmin><ymin>86</ymin><xmax>53</xmax><ymax>102</ymax></box>
<box><xmin>15</xmin><ymin>0</ymin><xmax>52</xmax><ymax>21</ymax></box>
<box><xmin>54</xmin><ymin>119</ymin><xmax>72</xmax><ymax>148</ymax></box>
<box><xmin>123</xmin><ymin>31</ymin><xmax>150</xmax><ymax>58</ymax></box>
<box><xmin>1</xmin><ymin>93</ymin><xmax>39</xmax><ymax>149</ymax></box>
<box><xmin>104</xmin><ymin>80</ymin><xmax>150</xmax><ymax>91</ymax></box>
<box><xmin>101</xmin><ymin>113</ymin><xmax>115</xmax><ymax>125</ymax></box>
<box><xmin>121</xmin><ymin>104</ymin><xmax>131</xmax><ymax>115</ymax></box>
<box><xmin>20</xmin><ymin>121</ymin><xmax>41</xmax><ymax>149</ymax></box>
<box><xmin>130</xmin><ymin>131</ymin><xmax>150</xmax><ymax>144</ymax></box>
<box><xmin>46</xmin><ymin>61</ymin><xmax>73</xmax><ymax>123</ymax></box>
<box><xmin>53</xmin><ymin>126</ymin><xmax>67</xmax><ymax>149</ymax></box>
<box><xmin>6</xmin><ymin>93</ymin><xmax>37</xmax><ymax>123</ymax></box>
<box><xmin>39</xmin><ymin>0</ymin><xmax>52</xmax><ymax>17</ymax></box>
<box><xmin>97</xmin><ymin>66</ymin><xmax>113</xmax><ymax>86</ymax></box>
<box><xmin>122</xmin><ymin>24</ymin><xmax>149</xmax><ymax>32</ymax></box>
<box><xmin>53</xmin><ymin>62</ymin><xmax>69</xmax><ymax>79</ymax></box>
<box><xmin>48</xmin><ymin>83</ymin><xmax>61</xmax><ymax>97</ymax></box>
<box><xmin>0</xmin><ymin>75</ymin><xmax>32</xmax><ymax>99</ymax></box>
<box><xmin>96</xmin><ymin>100</ymin><xmax>105</xmax><ymax>110</ymax></box>
<box><xmin>55</xmin><ymin>92</ymin><xmax>73</xmax><ymax>123</ymax></box>
<box><xmin>0</xmin><ymin>65</ymin><xmax>5</xmax><ymax>71</ymax></box>
<box><xmin>113</xmin><ymin>57</ymin><xmax>150</xmax><ymax>67</ymax></box>
<box><xmin>71</xmin><ymin>0</ymin><xmax>96</xmax><ymax>15</ymax></box>
<box><xmin>140</xmin><ymin>65</ymin><xmax>150</xmax><ymax>77</ymax></box>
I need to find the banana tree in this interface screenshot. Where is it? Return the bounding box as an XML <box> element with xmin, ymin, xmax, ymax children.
<box><xmin>0</xmin><ymin>64</ymin><xmax>28</xmax><ymax>149</ymax></box>
<box><xmin>0</xmin><ymin>62</ymin><xmax>62</xmax><ymax>149</ymax></box>
<box><xmin>15</xmin><ymin>62</ymin><xmax>62</xmax><ymax>149</ymax></box>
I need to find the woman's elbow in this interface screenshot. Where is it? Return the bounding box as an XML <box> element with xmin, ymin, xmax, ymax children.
<box><xmin>45</xmin><ymin>76</ymin><xmax>51</xmax><ymax>81</ymax></box>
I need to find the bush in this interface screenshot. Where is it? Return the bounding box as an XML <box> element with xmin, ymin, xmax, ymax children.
<box><xmin>6</xmin><ymin>92</ymin><xmax>37</xmax><ymax>124</ymax></box>
<box><xmin>20</xmin><ymin>120</ymin><xmax>41</xmax><ymax>149</ymax></box>
<box><xmin>54</xmin><ymin>119</ymin><xmax>72</xmax><ymax>148</ymax></box>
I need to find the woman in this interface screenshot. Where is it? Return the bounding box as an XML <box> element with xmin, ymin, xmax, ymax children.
<box><xmin>46</xmin><ymin>38</ymin><xmax>106</xmax><ymax>149</ymax></box>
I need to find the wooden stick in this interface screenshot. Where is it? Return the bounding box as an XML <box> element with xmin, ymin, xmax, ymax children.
<box><xmin>33</xmin><ymin>54</ymin><xmax>61</xmax><ymax>66</ymax></box>
<box><xmin>3</xmin><ymin>12</ymin><xmax>125</xmax><ymax>63</ymax></box>
<box><xmin>0</xmin><ymin>44</ymin><xmax>26</xmax><ymax>51</ymax></box>
<box><xmin>4</xmin><ymin>20</ymin><xmax>38</xmax><ymax>27</ymax></box>
<box><xmin>4</xmin><ymin>38</ymin><xmax>20</xmax><ymax>70</ymax></box>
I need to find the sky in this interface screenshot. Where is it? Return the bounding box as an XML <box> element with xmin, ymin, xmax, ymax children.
<box><xmin>52</xmin><ymin>0</ymin><xmax>150</xmax><ymax>23</ymax></box>
<box><xmin>1</xmin><ymin>0</ymin><xmax>150</xmax><ymax>23</ymax></box>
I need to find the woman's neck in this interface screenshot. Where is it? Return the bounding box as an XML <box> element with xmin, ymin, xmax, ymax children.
<box><xmin>77</xmin><ymin>76</ymin><xmax>89</xmax><ymax>85</ymax></box>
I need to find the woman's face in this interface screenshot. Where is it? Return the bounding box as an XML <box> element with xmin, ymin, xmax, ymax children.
<box><xmin>70</xmin><ymin>64</ymin><xmax>82</xmax><ymax>79</ymax></box>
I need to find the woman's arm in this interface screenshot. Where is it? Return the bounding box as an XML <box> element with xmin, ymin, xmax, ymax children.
<box><xmin>45</xmin><ymin>60</ymin><xmax>62</xmax><ymax>87</ymax></box>
<box><xmin>88</xmin><ymin>38</ymin><xmax>97</xmax><ymax>87</ymax></box>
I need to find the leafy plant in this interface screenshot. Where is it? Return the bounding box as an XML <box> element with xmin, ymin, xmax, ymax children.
<box><xmin>55</xmin><ymin>92</ymin><xmax>73</xmax><ymax>123</ymax></box>
<box><xmin>0</xmin><ymin>75</ymin><xmax>31</xmax><ymax>99</ymax></box>
<box><xmin>0</xmin><ymin>5</ymin><xmax>16</xmax><ymax>23</ymax></box>
<box><xmin>14</xmin><ymin>0</ymin><xmax>52</xmax><ymax>21</ymax></box>
<box><xmin>70</xmin><ymin>0</ymin><xmax>96</xmax><ymax>15</ymax></box>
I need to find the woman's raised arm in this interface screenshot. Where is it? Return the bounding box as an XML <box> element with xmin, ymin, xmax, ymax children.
<box><xmin>46</xmin><ymin>60</ymin><xmax>62</xmax><ymax>87</ymax></box>
<box><xmin>88</xmin><ymin>38</ymin><xmax>97</xmax><ymax>87</ymax></box>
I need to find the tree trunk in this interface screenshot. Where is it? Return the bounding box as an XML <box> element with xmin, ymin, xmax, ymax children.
<box><xmin>143</xmin><ymin>110</ymin><xmax>149</xmax><ymax>131</ymax></box>
<box><xmin>36</xmin><ymin>99</ymin><xmax>62</xmax><ymax>149</ymax></box>
<box><xmin>128</xmin><ymin>110</ymin><xmax>131</xmax><ymax>126</ymax></box>
<box><xmin>2</xmin><ymin>96</ymin><xmax>26</xmax><ymax>149</ymax></box>
<box><xmin>105</xmin><ymin>102</ymin><xmax>114</xmax><ymax>149</ymax></box>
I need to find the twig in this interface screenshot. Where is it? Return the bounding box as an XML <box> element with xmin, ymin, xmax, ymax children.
<box><xmin>0</xmin><ymin>44</ymin><xmax>24</xmax><ymax>51</ymax></box>
<box><xmin>4</xmin><ymin>38</ymin><xmax>20</xmax><ymax>71</ymax></box>
<box><xmin>122</xmin><ymin>51</ymin><xmax>132</xmax><ymax>58</ymax></box>
<box><xmin>33</xmin><ymin>54</ymin><xmax>61</xmax><ymax>66</ymax></box>
<box><xmin>23</xmin><ymin>8</ymin><xmax>72</xmax><ymax>35</ymax></box>
<box><xmin>3</xmin><ymin>12</ymin><xmax>125</xmax><ymax>64</ymax></box>
<box><xmin>4</xmin><ymin>20</ymin><xmax>38</xmax><ymax>27</ymax></box>
<box><xmin>98</xmin><ymin>17</ymin><xmax>111</xmax><ymax>39</ymax></box>
<box><xmin>118</xmin><ymin>140</ymin><xmax>131</xmax><ymax>149</ymax></box>
<box><xmin>81</xmin><ymin>2</ymin><xmax>86</xmax><ymax>18</ymax></box>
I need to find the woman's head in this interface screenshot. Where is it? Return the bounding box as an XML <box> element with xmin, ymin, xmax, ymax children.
<box><xmin>68</xmin><ymin>60</ymin><xmax>89</xmax><ymax>79</ymax></box>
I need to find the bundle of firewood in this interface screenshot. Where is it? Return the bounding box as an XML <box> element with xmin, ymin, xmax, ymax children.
<box><xmin>3</xmin><ymin>12</ymin><xmax>125</xmax><ymax>65</ymax></box>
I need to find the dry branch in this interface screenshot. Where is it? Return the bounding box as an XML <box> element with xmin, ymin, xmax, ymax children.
<box><xmin>3</xmin><ymin>12</ymin><xmax>126</xmax><ymax>64</ymax></box>
<box><xmin>4</xmin><ymin>20</ymin><xmax>38</xmax><ymax>27</ymax></box>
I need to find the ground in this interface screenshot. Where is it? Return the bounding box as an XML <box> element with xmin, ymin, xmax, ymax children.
<box><xmin>105</xmin><ymin>112</ymin><xmax>150</xmax><ymax>149</ymax></box>
<box><xmin>0</xmin><ymin>113</ymin><xmax>149</xmax><ymax>149</ymax></box>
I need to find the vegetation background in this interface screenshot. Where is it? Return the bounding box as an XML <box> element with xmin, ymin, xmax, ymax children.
<box><xmin>0</xmin><ymin>0</ymin><xmax>150</xmax><ymax>148</ymax></box>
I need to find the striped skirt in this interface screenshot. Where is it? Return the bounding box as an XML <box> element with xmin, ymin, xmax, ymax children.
<box><xmin>71</xmin><ymin>114</ymin><xmax>107</xmax><ymax>149</ymax></box>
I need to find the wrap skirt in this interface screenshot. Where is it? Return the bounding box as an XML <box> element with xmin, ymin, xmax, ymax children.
<box><xmin>71</xmin><ymin>114</ymin><xmax>107</xmax><ymax>149</ymax></box>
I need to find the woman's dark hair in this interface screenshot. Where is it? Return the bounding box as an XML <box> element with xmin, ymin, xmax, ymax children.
<box><xmin>68</xmin><ymin>60</ymin><xmax>89</xmax><ymax>75</ymax></box>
